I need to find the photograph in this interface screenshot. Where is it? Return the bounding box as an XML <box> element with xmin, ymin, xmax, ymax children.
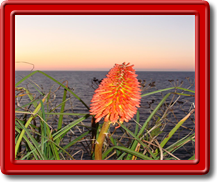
<box><xmin>0</xmin><ymin>0</ymin><xmax>212</xmax><ymax>176</ymax></box>
<box><xmin>14</xmin><ymin>14</ymin><xmax>196</xmax><ymax>161</ymax></box>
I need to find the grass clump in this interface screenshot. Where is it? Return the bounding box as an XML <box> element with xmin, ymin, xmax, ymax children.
<box><xmin>15</xmin><ymin>70</ymin><xmax>195</xmax><ymax>160</ymax></box>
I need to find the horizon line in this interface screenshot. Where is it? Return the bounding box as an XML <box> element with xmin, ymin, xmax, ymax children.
<box><xmin>15</xmin><ymin>70</ymin><xmax>195</xmax><ymax>72</ymax></box>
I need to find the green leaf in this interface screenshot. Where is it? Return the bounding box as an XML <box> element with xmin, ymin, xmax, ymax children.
<box><xmin>15</xmin><ymin>95</ymin><xmax>48</xmax><ymax>157</ymax></box>
<box><xmin>126</xmin><ymin>92</ymin><xmax>171</xmax><ymax>160</ymax></box>
<box><xmin>56</xmin><ymin>87</ymin><xmax>68</xmax><ymax>145</ymax></box>
<box><xmin>120</xmin><ymin>123</ymin><xmax>157</xmax><ymax>160</ymax></box>
<box><xmin>108</xmin><ymin>146</ymin><xmax>153</xmax><ymax>160</ymax></box>
<box><xmin>165</xmin><ymin>134</ymin><xmax>195</xmax><ymax>154</ymax></box>
<box><xmin>15</xmin><ymin>125</ymin><xmax>39</xmax><ymax>160</ymax></box>
<box><xmin>53</xmin><ymin>114</ymin><xmax>90</xmax><ymax>140</ymax></box>
<box><xmin>141</xmin><ymin>87</ymin><xmax>194</xmax><ymax>97</ymax></box>
<box><xmin>134</xmin><ymin>111</ymin><xmax>140</xmax><ymax>136</ymax></box>
<box><xmin>15</xmin><ymin>70</ymin><xmax>89</xmax><ymax>110</ymax></box>
<box><xmin>16</xmin><ymin>119</ymin><xmax>46</xmax><ymax>160</ymax></box>
<box><xmin>160</xmin><ymin>109</ymin><xmax>195</xmax><ymax>149</ymax></box>
<box><xmin>188</xmin><ymin>155</ymin><xmax>195</xmax><ymax>160</ymax></box>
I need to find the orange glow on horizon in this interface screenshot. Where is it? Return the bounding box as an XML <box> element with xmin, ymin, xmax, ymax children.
<box><xmin>15</xmin><ymin>15</ymin><xmax>195</xmax><ymax>71</ymax></box>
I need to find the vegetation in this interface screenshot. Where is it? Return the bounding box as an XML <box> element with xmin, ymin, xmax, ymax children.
<box><xmin>15</xmin><ymin>70</ymin><xmax>195</xmax><ymax>160</ymax></box>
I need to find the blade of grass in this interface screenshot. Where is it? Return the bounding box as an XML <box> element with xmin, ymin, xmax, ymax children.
<box><xmin>15</xmin><ymin>111</ymin><xmax>88</xmax><ymax>116</ymax></box>
<box><xmin>175</xmin><ymin>87</ymin><xmax>195</xmax><ymax>93</ymax></box>
<box><xmin>16</xmin><ymin>87</ymin><xmax>44</xmax><ymax>125</ymax></box>
<box><xmin>52</xmin><ymin>114</ymin><xmax>90</xmax><ymax>140</ymax></box>
<box><xmin>50</xmin><ymin>130</ymin><xmax>91</xmax><ymax>160</ymax></box>
<box><xmin>139</xmin><ymin>93</ymin><xmax>171</xmax><ymax>137</ymax></box>
<box><xmin>126</xmin><ymin>92</ymin><xmax>171</xmax><ymax>160</ymax></box>
<box><xmin>43</xmin><ymin>119</ymin><xmax>60</xmax><ymax>160</ymax></box>
<box><xmin>109</xmin><ymin>136</ymin><xmax>121</xmax><ymax>157</ymax></box>
<box><xmin>159</xmin><ymin>109</ymin><xmax>195</xmax><ymax>149</ymax></box>
<box><xmin>164</xmin><ymin>134</ymin><xmax>195</xmax><ymax>155</ymax></box>
<box><xmin>141</xmin><ymin>87</ymin><xmax>194</xmax><ymax>97</ymax></box>
<box><xmin>104</xmin><ymin>146</ymin><xmax>153</xmax><ymax>160</ymax></box>
<box><xmin>134</xmin><ymin>111</ymin><xmax>140</xmax><ymax>135</ymax></box>
<box><xmin>38</xmin><ymin>99</ymin><xmax>47</xmax><ymax>158</ymax></box>
<box><xmin>47</xmin><ymin>98</ymin><xmax>70</xmax><ymax>113</ymax></box>
<box><xmin>15</xmin><ymin>125</ymin><xmax>39</xmax><ymax>160</ymax></box>
<box><xmin>46</xmin><ymin>112</ymin><xmax>88</xmax><ymax>116</ymax></box>
<box><xmin>117</xmin><ymin>152</ymin><xmax>127</xmax><ymax>160</ymax></box>
<box><xmin>102</xmin><ymin>147</ymin><xmax>114</xmax><ymax>159</ymax></box>
<box><xmin>16</xmin><ymin>119</ymin><xmax>46</xmax><ymax>160</ymax></box>
<box><xmin>171</xmin><ymin>92</ymin><xmax>195</xmax><ymax>97</ymax></box>
<box><xmin>15</xmin><ymin>70</ymin><xmax>89</xmax><ymax>110</ymax></box>
<box><xmin>27</xmin><ymin>79</ymin><xmax>44</xmax><ymax>96</ymax></box>
<box><xmin>16</xmin><ymin>87</ymin><xmax>34</xmax><ymax>100</ymax></box>
<box><xmin>56</xmin><ymin>87</ymin><xmax>67</xmax><ymax>145</ymax></box>
<box><xmin>15</xmin><ymin>99</ymin><xmax>42</xmax><ymax>111</ymax></box>
<box><xmin>119</xmin><ymin>122</ymin><xmax>157</xmax><ymax>160</ymax></box>
<box><xmin>20</xmin><ymin>129</ymin><xmax>75</xmax><ymax>160</ymax></box>
<box><xmin>189</xmin><ymin>155</ymin><xmax>195</xmax><ymax>160</ymax></box>
<box><xmin>15</xmin><ymin>94</ymin><xmax>48</xmax><ymax>157</ymax></box>
<box><xmin>50</xmin><ymin>140</ymin><xmax>60</xmax><ymax>160</ymax></box>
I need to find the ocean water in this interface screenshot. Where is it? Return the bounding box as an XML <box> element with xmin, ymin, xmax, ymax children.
<box><xmin>15</xmin><ymin>71</ymin><xmax>195</xmax><ymax>160</ymax></box>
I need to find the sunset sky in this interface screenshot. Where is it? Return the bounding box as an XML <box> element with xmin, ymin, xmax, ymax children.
<box><xmin>15</xmin><ymin>15</ymin><xmax>195</xmax><ymax>71</ymax></box>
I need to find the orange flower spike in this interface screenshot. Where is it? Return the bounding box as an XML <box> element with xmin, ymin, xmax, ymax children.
<box><xmin>90</xmin><ymin>62</ymin><xmax>141</xmax><ymax>125</ymax></box>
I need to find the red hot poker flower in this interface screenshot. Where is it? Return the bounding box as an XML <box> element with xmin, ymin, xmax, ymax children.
<box><xmin>90</xmin><ymin>62</ymin><xmax>141</xmax><ymax>124</ymax></box>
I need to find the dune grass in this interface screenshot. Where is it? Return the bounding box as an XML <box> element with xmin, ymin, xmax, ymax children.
<box><xmin>15</xmin><ymin>70</ymin><xmax>195</xmax><ymax>160</ymax></box>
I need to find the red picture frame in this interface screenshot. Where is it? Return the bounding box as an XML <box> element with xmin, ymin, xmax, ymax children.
<box><xmin>0</xmin><ymin>0</ymin><xmax>210</xmax><ymax>175</ymax></box>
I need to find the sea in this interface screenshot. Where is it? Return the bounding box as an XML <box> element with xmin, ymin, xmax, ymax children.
<box><xmin>15</xmin><ymin>71</ymin><xmax>195</xmax><ymax>160</ymax></box>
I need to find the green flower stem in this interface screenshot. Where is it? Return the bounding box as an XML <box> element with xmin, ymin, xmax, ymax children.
<box><xmin>95</xmin><ymin>121</ymin><xmax>111</xmax><ymax>160</ymax></box>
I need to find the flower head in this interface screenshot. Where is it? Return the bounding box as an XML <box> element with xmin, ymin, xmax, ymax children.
<box><xmin>90</xmin><ymin>62</ymin><xmax>141</xmax><ymax>124</ymax></box>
